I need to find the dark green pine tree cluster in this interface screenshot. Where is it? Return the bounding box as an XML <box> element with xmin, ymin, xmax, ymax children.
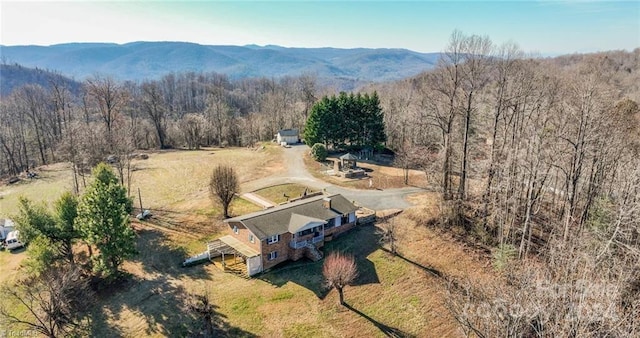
<box><xmin>303</xmin><ymin>92</ymin><xmax>386</xmax><ymax>150</ymax></box>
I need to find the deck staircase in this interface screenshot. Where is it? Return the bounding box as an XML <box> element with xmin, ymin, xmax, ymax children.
<box><xmin>211</xmin><ymin>256</ymin><xmax>249</xmax><ymax>278</ymax></box>
<box><xmin>305</xmin><ymin>243</ymin><xmax>324</xmax><ymax>261</ymax></box>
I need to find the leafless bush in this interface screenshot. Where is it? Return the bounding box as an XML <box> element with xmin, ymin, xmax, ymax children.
<box><xmin>0</xmin><ymin>266</ymin><xmax>94</xmax><ymax>338</ymax></box>
<box><xmin>323</xmin><ymin>252</ymin><xmax>358</xmax><ymax>306</ymax></box>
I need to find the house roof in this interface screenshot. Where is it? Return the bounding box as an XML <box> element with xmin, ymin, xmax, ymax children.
<box><xmin>218</xmin><ymin>235</ymin><xmax>260</xmax><ymax>258</ymax></box>
<box><xmin>278</xmin><ymin>129</ymin><xmax>299</xmax><ymax>137</ymax></box>
<box><xmin>288</xmin><ymin>213</ymin><xmax>327</xmax><ymax>233</ymax></box>
<box><xmin>339</xmin><ymin>153</ymin><xmax>358</xmax><ymax>160</ymax></box>
<box><xmin>226</xmin><ymin>194</ymin><xmax>358</xmax><ymax>239</ymax></box>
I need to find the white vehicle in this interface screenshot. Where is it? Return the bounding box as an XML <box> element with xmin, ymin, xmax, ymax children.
<box><xmin>0</xmin><ymin>219</ymin><xmax>15</xmax><ymax>242</ymax></box>
<box><xmin>136</xmin><ymin>209</ymin><xmax>152</xmax><ymax>220</ymax></box>
<box><xmin>5</xmin><ymin>230</ymin><xmax>24</xmax><ymax>251</ymax></box>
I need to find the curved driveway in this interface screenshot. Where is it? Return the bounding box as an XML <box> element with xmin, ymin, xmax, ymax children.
<box><xmin>241</xmin><ymin>144</ymin><xmax>425</xmax><ymax>210</ymax></box>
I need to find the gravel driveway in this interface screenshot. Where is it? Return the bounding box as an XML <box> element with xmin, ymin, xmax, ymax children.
<box><xmin>241</xmin><ymin>144</ymin><xmax>425</xmax><ymax>210</ymax></box>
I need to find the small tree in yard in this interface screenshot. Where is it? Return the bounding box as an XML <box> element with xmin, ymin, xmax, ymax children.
<box><xmin>310</xmin><ymin>143</ymin><xmax>327</xmax><ymax>161</ymax></box>
<box><xmin>14</xmin><ymin>192</ymin><xmax>81</xmax><ymax>273</ymax></box>
<box><xmin>76</xmin><ymin>163</ymin><xmax>135</xmax><ymax>279</ymax></box>
<box><xmin>323</xmin><ymin>252</ymin><xmax>358</xmax><ymax>306</ymax></box>
<box><xmin>209</xmin><ymin>164</ymin><xmax>239</xmax><ymax>218</ymax></box>
<box><xmin>188</xmin><ymin>291</ymin><xmax>217</xmax><ymax>337</ymax></box>
<box><xmin>376</xmin><ymin>218</ymin><xmax>398</xmax><ymax>255</ymax></box>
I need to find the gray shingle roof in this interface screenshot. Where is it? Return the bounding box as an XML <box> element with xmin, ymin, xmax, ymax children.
<box><xmin>226</xmin><ymin>194</ymin><xmax>358</xmax><ymax>239</ymax></box>
<box><xmin>278</xmin><ymin>129</ymin><xmax>299</xmax><ymax>137</ymax></box>
<box><xmin>339</xmin><ymin>153</ymin><xmax>358</xmax><ymax>160</ymax></box>
<box><xmin>288</xmin><ymin>213</ymin><xmax>327</xmax><ymax>233</ymax></box>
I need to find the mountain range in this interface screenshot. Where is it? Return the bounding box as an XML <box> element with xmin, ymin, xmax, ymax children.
<box><xmin>0</xmin><ymin>42</ymin><xmax>442</xmax><ymax>89</ymax></box>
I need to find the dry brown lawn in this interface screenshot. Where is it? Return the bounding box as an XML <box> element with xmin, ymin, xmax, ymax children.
<box><xmin>0</xmin><ymin>162</ymin><xmax>75</xmax><ymax>218</ymax></box>
<box><xmin>0</xmin><ymin>144</ymin><xmax>498</xmax><ymax>337</ymax></box>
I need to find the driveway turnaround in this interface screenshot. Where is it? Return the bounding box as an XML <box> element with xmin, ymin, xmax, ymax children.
<box><xmin>241</xmin><ymin>144</ymin><xmax>426</xmax><ymax>210</ymax></box>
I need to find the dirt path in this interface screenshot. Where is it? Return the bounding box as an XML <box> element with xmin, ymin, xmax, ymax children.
<box><xmin>241</xmin><ymin>144</ymin><xmax>426</xmax><ymax>210</ymax></box>
<box><xmin>241</xmin><ymin>192</ymin><xmax>277</xmax><ymax>208</ymax></box>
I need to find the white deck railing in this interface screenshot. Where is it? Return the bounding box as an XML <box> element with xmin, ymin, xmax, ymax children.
<box><xmin>290</xmin><ymin>240</ymin><xmax>308</xmax><ymax>249</ymax></box>
<box><xmin>291</xmin><ymin>235</ymin><xmax>324</xmax><ymax>249</ymax></box>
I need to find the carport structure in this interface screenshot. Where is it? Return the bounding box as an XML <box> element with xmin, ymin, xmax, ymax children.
<box><xmin>207</xmin><ymin>235</ymin><xmax>261</xmax><ymax>276</ymax></box>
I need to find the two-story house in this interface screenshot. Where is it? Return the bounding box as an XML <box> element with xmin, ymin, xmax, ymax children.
<box><xmin>207</xmin><ymin>194</ymin><xmax>358</xmax><ymax>276</ymax></box>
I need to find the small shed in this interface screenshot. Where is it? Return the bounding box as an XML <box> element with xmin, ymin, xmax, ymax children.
<box><xmin>276</xmin><ymin>129</ymin><xmax>299</xmax><ymax>145</ymax></box>
<box><xmin>340</xmin><ymin>153</ymin><xmax>358</xmax><ymax>170</ymax></box>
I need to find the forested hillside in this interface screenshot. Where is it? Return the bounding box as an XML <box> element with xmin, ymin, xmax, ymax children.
<box><xmin>1</xmin><ymin>34</ymin><xmax>638</xmax><ymax>336</ymax></box>
<box><xmin>0</xmin><ymin>42</ymin><xmax>441</xmax><ymax>89</ymax></box>
<box><xmin>0</xmin><ymin>63</ymin><xmax>82</xmax><ymax>97</ymax></box>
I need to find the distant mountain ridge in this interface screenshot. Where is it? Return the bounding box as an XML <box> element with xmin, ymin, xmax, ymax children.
<box><xmin>0</xmin><ymin>42</ymin><xmax>441</xmax><ymax>88</ymax></box>
<box><xmin>0</xmin><ymin>64</ymin><xmax>82</xmax><ymax>97</ymax></box>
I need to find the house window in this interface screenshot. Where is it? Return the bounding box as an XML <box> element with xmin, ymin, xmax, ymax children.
<box><xmin>268</xmin><ymin>251</ymin><xmax>278</xmax><ymax>261</ymax></box>
<box><xmin>233</xmin><ymin>226</ymin><xmax>238</xmax><ymax>234</ymax></box>
<box><xmin>249</xmin><ymin>234</ymin><xmax>254</xmax><ymax>243</ymax></box>
<box><xmin>267</xmin><ymin>235</ymin><xmax>279</xmax><ymax>244</ymax></box>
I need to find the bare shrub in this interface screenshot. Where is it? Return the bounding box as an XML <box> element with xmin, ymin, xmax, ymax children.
<box><xmin>323</xmin><ymin>252</ymin><xmax>358</xmax><ymax>306</ymax></box>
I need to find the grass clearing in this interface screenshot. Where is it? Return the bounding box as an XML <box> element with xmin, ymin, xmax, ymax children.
<box><xmin>253</xmin><ymin>183</ymin><xmax>316</xmax><ymax>204</ymax></box>
<box><xmin>0</xmin><ymin>162</ymin><xmax>75</xmax><ymax>218</ymax></box>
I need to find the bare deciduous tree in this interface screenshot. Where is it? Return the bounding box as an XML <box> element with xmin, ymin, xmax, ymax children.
<box><xmin>141</xmin><ymin>81</ymin><xmax>169</xmax><ymax>149</ymax></box>
<box><xmin>323</xmin><ymin>252</ymin><xmax>358</xmax><ymax>306</ymax></box>
<box><xmin>180</xmin><ymin>113</ymin><xmax>206</xmax><ymax>150</ymax></box>
<box><xmin>0</xmin><ymin>266</ymin><xmax>93</xmax><ymax>338</ymax></box>
<box><xmin>209</xmin><ymin>164</ymin><xmax>239</xmax><ymax>218</ymax></box>
<box><xmin>376</xmin><ymin>218</ymin><xmax>398</xmax><ymax>255</ymax></box>
<box><xmin>84</xmin><ymin>76</ymin><xmax>127</xmax><ymax>141</ymax></box>
<box><xmin>188</xmin><ymin>291</ymin><xmax>217</xmax><ymax>337</ymax></box>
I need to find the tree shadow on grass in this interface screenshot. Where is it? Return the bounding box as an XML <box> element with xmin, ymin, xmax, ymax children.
<box><xmin>133</xmin><ymin>228</ymin><xmax>211</xmax><ymax>279</ymax></box>
<box><xmin>87</xmin><ymin>270</ymin><xmax>255</xmax><ymax>337</ymax></box>
<box><xmin>344</xmin><ymin>302</ymin><xmax>416</xmax><ymax>338</ymax></box>
<box><xmin>380</xmin><ymin>247</ymin><xmax>443</xmax><ymax>279</ymax></box>
<box><xmin>259</xmin><ymin>225</ymin><xmax>381</xmax><ymax>299</ymax></box>
<box><xmin>85</xmin><ymin>228</ymin><xmax>255</xmax><ymax>336</ymax></box>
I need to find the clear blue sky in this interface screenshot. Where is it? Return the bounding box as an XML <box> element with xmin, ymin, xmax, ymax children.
<box><xmin>1</xmin><ymin>1</ymin><xmax>638</xmax><ymax>54</ymax></box>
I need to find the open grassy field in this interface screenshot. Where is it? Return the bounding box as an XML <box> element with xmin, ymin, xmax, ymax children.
<box><xmin>0</xmin><ymin>145</ymin><xmax>280</xmax><ymax>220</ymax></box>
<box><xmin>0</xmin><ymin>162</ymin><xmax>75</xmax><ymax>218</ymax></box>
<box><xmin>0</xmin><ymin>145</ymin><xmax>494</xmax><ymax>337</ymax></box>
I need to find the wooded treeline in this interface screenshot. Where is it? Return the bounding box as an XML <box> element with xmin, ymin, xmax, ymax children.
<box><xmin>0</xmin><ymin>72</ymin><xmax>321</xmax><ymax>187</ymax></box>
<box><xmin>373</xmin><ymin>34</ymin><xmax>639</xmax><ymax>251</ymax></box>
<box><xmin>370</xmin><ymin>32</ymin><xmax>640</xmax><ymax>336</ymax></box>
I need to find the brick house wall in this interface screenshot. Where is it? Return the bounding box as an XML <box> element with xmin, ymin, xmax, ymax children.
<box><xmin>262</xmin><ymin>232</ymin><xmax>292</xmax><ymax>270</ymax></box>
<box><xmin>326</xmin><ymin>221</ymin><xmax>355</xmax><ymax>237</ymax></box>
<box><xmin>227</xmin><ymin>221</ymin><xmax>261</xmax><ymax>253</ymax></box>
<box><xmin>325</xmin><ymin>212</ymin><xmax>356</xmax><ymax>238</ymax></box>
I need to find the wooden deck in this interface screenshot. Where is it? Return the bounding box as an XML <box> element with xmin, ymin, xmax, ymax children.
<box><xmin>211</xmin><ymin>255</ymin><xmax>249</xmax><ymax>278</ymax></box>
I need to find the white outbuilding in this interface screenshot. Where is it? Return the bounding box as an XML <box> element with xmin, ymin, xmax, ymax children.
<box><xmin>276</xmin><ymin>129</ymin><xmax>299</xmax><ymax>145</ymax></box>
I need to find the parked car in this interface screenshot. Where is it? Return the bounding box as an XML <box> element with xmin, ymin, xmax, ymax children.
<box><xmin>5</xmin><ymin>230</ymin><xmax>24</xmax><ymax>251</ymax></box>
